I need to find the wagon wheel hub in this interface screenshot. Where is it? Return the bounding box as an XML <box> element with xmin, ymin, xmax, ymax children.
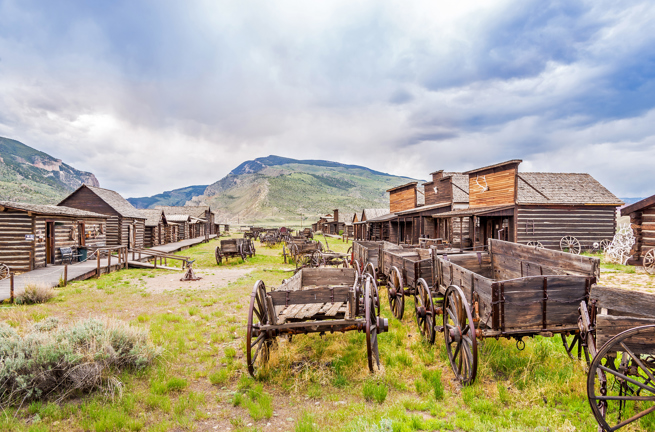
<box><xmin>449</xmin><ymin>326</ymin><xmax>462</xmax><ymax>343</ymax></box>
<box><xmin>417</xmin><ymin>306</ymin><xmax>426</xmax><ymax>318</ymax></box>
<box><xmin>388</xmin><ymin>287</ymin><xmax>397</xmax><ymax>297</ymax></box>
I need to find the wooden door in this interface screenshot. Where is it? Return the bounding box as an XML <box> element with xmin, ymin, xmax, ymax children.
<box><xmin>78</xmin><ymin>222</ymin><xmax>86</xmax><ymax>247</ymax></box>
<box><xmin>128</xmin><ymin>224</ymin><xmax>134</xmax><ymax>249</ymax></box>
<box><xmin>45</xmin><ymin>221</ymin><xmax>55</xmax><ymax>264</ymax></box>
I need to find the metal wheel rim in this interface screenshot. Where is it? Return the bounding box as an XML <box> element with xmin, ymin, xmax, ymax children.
<box><xmin>247</xmin><ymin>281</ymin><xmax>272</xmax><ymax>377</ymax></box>
<box><xmin>415</xmin><ymin>279</ymin><xmax>436</xmax><ymax>344</ymax></box>
<box><xmin>387</xmin><ymin>267</ymin><xmax>404</xmax><ymax>320</ymax></box>
<box><xmin>443</xmin><ymin>285</ymin><xmax>478</xmax><ymax>385</ymax></box>
<box><xmin>587</xmin><ymin>324</ymin><xmax>655</xmax><ymax>431</ymax></box>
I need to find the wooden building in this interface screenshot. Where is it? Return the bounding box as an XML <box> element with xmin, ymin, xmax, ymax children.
<box><xmin>621</xmin><ymin>194</ymin><xmax>655</xmax><ymax>271</ymax></box>
<box><xmin>353</xmin><ymin>209</ymin><xmax>389</xmax><ymax>240</ymax></box>
<box><xmin>138</xmin><ymin>209</ymin><xmax>167</xmax><ymax>248</ymax></box>
<box><xmin>0</xmin><ymin>201</ymin><xmax>107</xmax><ymax>272</ymax></box>
<box><xmin>433</xmin><ymin>160</ymin><xmax>622</xmax><ymax>251</ymax></box>
<box><xmin>165</xmin><ymin>214</ymin><xmax>191</xmax><ymax>241</ymax></box>
<box><xmin>156</xmin><ymin>206</ymin><xmax>215</xmax><ymax>237</ymax></box>
<box><xmin>58</xmin><ymin>185</ymin><xmax>146</xmax><ymax>249</ymax></box>
<box><xmin>312</xmin><ymin>210</ymin><xmax>347</xmax><ymax>235</ymax></box>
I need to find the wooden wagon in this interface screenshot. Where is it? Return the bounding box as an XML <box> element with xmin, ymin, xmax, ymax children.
<box><xmin>215</xmin><ymin>238</ymin><xmax>251</xmax><ymax>264</ymax></box>
<box><xmin>244</xmin><ymin>227</ymin><xmax>264</xmax><ymax>240</ymax></box>
<box><xmin>246</xmin><ymin>268</ymin><xmax>388</xmax><ymax>376</ymax></box>
<box><xmin>434</xmin><ymin>239</ymin><xmax>599</xmax><ymax>385</ymax></box>
<box><xmin>578</xmin><ymin>286</ymin><xmax>655</xmax><ymax>431</ymax></box>
<box><xmin>300</xmin><ymin>228</ymin><xmax>314</xmax><ymax>239</ymax></box>
<box><xmin>351</xmin><ymin>241</ymin><xmax>404</xmax><ymax>281</ymax></box>
<box><xmin>260</xmin><ymin>229</ymin><xmax>280</xmax><ymax>247</ymax></box>
<box><xmin>287</xmin><ymin>241</ymin><xmax>323</xmax><ymax>266</ymax></box>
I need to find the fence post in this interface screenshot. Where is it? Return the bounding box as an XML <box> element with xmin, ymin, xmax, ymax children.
<box><xmin>107</xmin><ymin>249</ymin><xmax>111</xmax><ymax>274</ymax></box>
<box><xmin>63</xmin><ymin>264</ymin><xmax>68</xmax><ymax>287</ymax></box>
<box><xmin>10</xmin><ymin>272</ymin><xmax>14</xmax><ymax>304</ymax></box>
<box><xmin>97</xmin><ymin>250</ymin><xmax>101</xmax><ymax>278</ymax></box>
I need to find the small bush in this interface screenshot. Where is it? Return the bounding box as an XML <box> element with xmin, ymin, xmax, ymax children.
<box><xmin>0</xmin><ymin>318</ymin><xmax>160</xmax><ymax>407</ymax></box>
<box><xmin>363</xmin><ymin>381</ymin><xmax>388</xmax><ymax>404</ymax></box>
<box><xmin>208</xmin><ymin>369</ymin><xmax>229</xmax><ymax>385</ymax></box>
<box><xmin>232</xmin><ymin>384</ymin><xmax>273</xmax><ymax>420</ymax></box>
<box><xmin>17</xmin><ymin>283</ymin><xmax>55</xmax><ymax>304</ymax></box>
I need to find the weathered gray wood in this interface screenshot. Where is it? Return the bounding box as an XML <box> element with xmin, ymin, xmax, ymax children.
<box><xmin>326</xmin><ymin>301</ymin><xmax>344</xmax><ymax>316</ymax></box>
<box><xmin>591</xmin><ymin>286</ymin><xmax>655</xmax><ymax>319</ymax></box>
<box><xmin>596</xmin><ymin>315</ymin><xmax>655</xmax><ymax>351</ymax></box>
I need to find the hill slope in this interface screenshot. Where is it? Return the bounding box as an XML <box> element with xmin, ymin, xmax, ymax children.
<box><xmin>185</xmin><ymin>156</ymin><xmax>419</xmax><ymax>224</ymax></box>
<box><xmin>0</xmin><ymin>136</ymin><xmax>99</xmax><ymax>204</ymax></box>
<box><xmin>128</xmin><ymin>185</ymin><xmax>209</xmax><ymax>209</ymax></box>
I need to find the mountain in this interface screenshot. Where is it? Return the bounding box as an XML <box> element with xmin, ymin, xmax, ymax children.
<box><xmin>127</xmin><ymin>185</ymin><xmax>208</xmax><ymax>209</ymax></box>
<box><xmin>184</xmin><ymin>155</ymin><xmax>419</xmax><ymax>224</ymax></box>
<box><xmin>0</xmin><ymin>136</ymin><xmax>99</xmax><ymax>204</ymax></box>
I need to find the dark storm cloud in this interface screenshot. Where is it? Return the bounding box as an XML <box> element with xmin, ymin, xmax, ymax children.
<box><xmin>0</xmin><ymin>0</ymin><xmax>654</xmax><ymax>197</ymax></box>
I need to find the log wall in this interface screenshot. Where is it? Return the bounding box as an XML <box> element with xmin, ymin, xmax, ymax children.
<box><xmin>516</xmin><ymin>205</ymin><xmax>617</xmax><ymax>250</ymax></box>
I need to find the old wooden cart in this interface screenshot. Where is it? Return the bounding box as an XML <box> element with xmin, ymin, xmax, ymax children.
<box><xmin>215</xmin><ymin>238</ymin><xmax>254</xmax><ymax>264</ymax></box>
<box><xmin>578</xmin><ymin>286</ymin><xmax>655</xmax><ymax>431</ymax></box>
<box><xmin>260</xmin><ymin>229</ymin><xmax>280</xmax><ymax>247</ymax></box>
<box><xmin>434</xmin><ymin>239</ymin><xmax>599</xmax><ymax>385</ymax></box>
<box><xmin>351</xmin><ymin>241</ymin><xmax>405</xmax><ymax>282</ymax></box>
<box><xmin>244</xmin><ymin>227</ymin><xmax>264</xmax><ymax>240</ymax></box>
<box><xmin>288</xmin><ymin>241</ymin><xmax>323</xmax><ymax>265</ymax></box>
<box><xmin>246</xmin><ymin>268</ymin><xmax>388</xmax><ymax>376</ymax></box>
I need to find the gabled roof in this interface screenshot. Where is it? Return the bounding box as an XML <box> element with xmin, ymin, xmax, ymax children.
<box><xmin>61</xmin><ymin>185</ymin><xmax>144</xmax><ymax>219</ymax></box>
<box><xmin>621</xmin><ymin>194</ymin><xmax>655</xmax><ymax>216</ymax></box>
<box><xmin>137</xmin><ymin>209</ymin><xmax>166</xmax><ymax>227</ymax></box>
<box><xmin>361</xmin><ymin>209</ymin><xmax>388</xmax><ymax>221</ymax></box>
<box><xmin>0</xmin><ymin>201</ymin><xmax>108</xmax><ymax>218</ymax></box>
<box><xmin>517</xmin><ymin>173</ymin><xmax>623</xmax><ymax>206</ymax></box>
<box><xmin>366</xmin><ymin>212</ymin><xmax>395</xmax><ymax>222</ymax></box>
<box><xmin>155</xmin><ymin>205</ymin><xmax>210</xmax><ymax>219</ymax></box>
<box><xmin>166</xmin><ymin>214</ymin><xmax>192</xmax><ymax>223</ymax></box>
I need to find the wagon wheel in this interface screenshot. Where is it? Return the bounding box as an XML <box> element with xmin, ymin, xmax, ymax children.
<box><xmin>599</xmin><ymin>239</ymin><xmax>612</xmax><ymax>252</ymax></box>
<box><xmin>251</xmin><ymin>242</ymin><xmax>256</xmax><ymax>257</ymax></box>
<box><xmin>239</xmin><ymin>244</ymin><xmax>247</xmax><ymax>262</ymax></box>
<box><xmin>353</xmin><ymin>259</ymin><xmax>362</xmax><ymax>279</ymax></box>
<box><xmin>644</xmin><ymin>249</ymin><xmax>655</xmax><ymax>275</ymax></box>
<box><xmin>215</xmin><ymin>247</ymin><xmax>223</xmax><ymax>265</ymax></box>
<box><xmin>290</xmin><ymin>244</ymin><xmax>300</xmax><ymax>264</ymax></box>
<box><xmin>364</xmin><ymin>272</ymin><xmax>381</xmax><ymax>317</ymax></box>
<box><xmin>342</xmin><ymin>258</ymin><xmax>350</xmax><ymax>268</ymax></box>
<box><xmin>561</xmin><ymin>333</ymin><xmax>589</xmax><ymax>364</ymax></box>
<box><xmin>0</xmin><ymin>264</ymin><xmax>9</xmax><ymax>281</ymax></box>
<box><xmin>443</xmin><ymin>285</ymin><xmax>478</xmax><ymax>385</ymax></box>
<box><xmin>247</xmin><ymin>280</ymin><xmax>274</xmax><ymax>377</ymax></box>
<box><xmin>346</xmin><ymin>246</ymin><xmax>353</xmax><ymax>264</ymax></box>
<box><xmin>526</xmin><ymin>241</ymin><xmax>544</xmax><ymax>248</ymax></box>
<box><xmin>587</xmin><ymin>325</ymin><xmax>655</xmax><ymax>431</ymax></box>
<box><xmin>310</xmin><ymin>250</ymin><xmax>323</xmax><ymax>268</ymax></box>
<box><xmin>364</xmin><ymin>262</ymin><xmax>377</xmax><ymax>284</ymax></box>
<box><xmin>415</xmin><ymin>278</ymin><xmax>436</xmax><ymax>344</ymax></box>
<box><xmin>387</xmin><ymin>266</ymin><xmax>405</xmax><ymax>320</ymax></box>
<box><xmin>365</xmin><ymin>278</ymin><xmax>382</xmax><ymax>372</ymax></box>
<box><xmin>560</xmin><ymin>236</ymin><xmax>581</xmax><ymax>255</ymax></box>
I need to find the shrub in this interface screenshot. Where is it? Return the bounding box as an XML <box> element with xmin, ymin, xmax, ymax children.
<box><xmin>0</xmin><ymin>318</ymin><xmax>161</xmax><ymax>407</ymax></box>
<box><xmin>208</xmin><ymin>369</ymin><xmax>229</xmax><ymax>385</ymax></box>
<box><xmin>363</xmin><ymin>380</ymin><xmax>388</xmax><ymax>404</ymax></box>
<box><xmin>17</xmin><ymin>283</ymin><xmax>55</xmax><ymax>304</ymax></box>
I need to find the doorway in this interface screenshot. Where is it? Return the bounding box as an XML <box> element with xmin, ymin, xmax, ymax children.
<box><xmin>45</xmin><ymin>221</ymin><xmax>55</xmax><ymax>264</ymax></box>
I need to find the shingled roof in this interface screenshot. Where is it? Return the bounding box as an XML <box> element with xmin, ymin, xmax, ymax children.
<box><xmin>448</xmin><ymin>174</ymin><xmax>470</xmax><ymax>203</ymax></box>
<box><xmin>361</xmin><ymin>209</ymin><xmax>388</xmax><ymax>221</ymax></box>
<box><xmin>517</xmin><ymin>173</ymin><xmax>623</xmax><ymax>205</ymax></box>
<box><xmin>137</xmin><ymin>209</ymin><xmax>165</xmax><ymax>227</ymax></box>
<box><xmin>0</xmin><ymin>201</ymin><xmax>107</xmax><ymax>218</ymax></box>
<box><xmin>82</xmin><ymin>186</ymin><xmax>144</xmax><ymax>219</ymax></box>
<box><xmin>155</xmin><ymin>205</ymin><xmax>210</xmax><ymax>219</ymax></box>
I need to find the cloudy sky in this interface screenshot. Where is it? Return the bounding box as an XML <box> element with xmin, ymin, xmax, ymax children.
<box><xmin>0</xmin><ymin>0</ymin><xmax>654</xmax><ymax>198</ymax></box>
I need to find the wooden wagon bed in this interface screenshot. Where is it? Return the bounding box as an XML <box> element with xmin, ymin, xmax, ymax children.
<box><xmin>246</xmin><ymin>268</ymin><xmax>388</xmax><ymax>376</ymax></box>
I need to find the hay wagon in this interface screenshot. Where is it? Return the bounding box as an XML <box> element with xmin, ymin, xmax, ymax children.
<box><xmin>434</xmin><ymin>239</ymin><xmax>599</xmax><ymax>385</ymax></box>
<box><xmin>215</xmin><ymin>238</ymin><xmax>253</xmax><ymax>264</ymax></box>
<box><xmin>578</xmin><ymin>286</ymin><xmax>655</xmax><ymax>431</ymax></box>
<box><xmin>246</xmin><ymin>268</ymin><xmax>388</xmax><ymax>376</ymax></box>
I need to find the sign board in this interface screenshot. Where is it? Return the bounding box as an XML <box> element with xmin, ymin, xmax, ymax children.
<box><xmin>25</xmin><ymin>234</ymin><xmax>35</xmax><ymax>241</ymax></box>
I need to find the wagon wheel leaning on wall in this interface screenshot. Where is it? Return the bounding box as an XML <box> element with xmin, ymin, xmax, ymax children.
<box><xmin>586</xmin><ymin>324</ymin><xmax>655</xmax><ymax>431</ymax></box>
<box><xmin>387</xmin><ymin>266</ymin><xmax>405</xmax><ymax>320</ymax></box>
<box><xmin>443</xmin><ymin>285</ymin><xmax>478</xmax><ymax>385</ymax></box>
<box><xmin>0</xmin><ymin>263</ymin><xmax>9</xmax><ymax>280</ymax></box>
<box><xmin>560</xmin><ymin>236</ymin><xmax>581</xmax><ymax>255</ymax></box>
<box><xmin>415</xmin><ymin>278</ymin><xmax>436</xmax><ymax>344</ymax></box>
<box><xmin>247</xmin><ymin>280</ymin><xmax>274</xmax><ymax>377</ymax></box>
<box><xmin>526</xmin><ymin>241</ymin><xmax>544</xmax><ymax>248</ymax></box>
<box><xmin>215</xmin><ymin>247</ymin><xmax>223</xmax><ymax>265</ymax></box>
<box><xmin>599</xmin><ymin>239</ymin><xmax>611</xmax><ymax>252</ymax></box>
<box><xmin>644</xmin><ymin>249</ymin><xmax>655</xmax><ymax>275</ymax></box>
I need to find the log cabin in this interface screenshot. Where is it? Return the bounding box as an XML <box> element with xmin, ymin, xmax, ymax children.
<box><xmin>0</xmin><ymin>201</ymin><xmax>107</xmax><ymax>272</ymax></box>
<box><xmin>58</xmin><ymin>185</ymin><xmax>145</xmax><ymax>250</ymax></box>
<box><xmin>312</xmin><ymin>210</ymin><xmax>347</xmax><ymax>235</ymax></box>
<box><xmin>621</xmin><ymin>194</ymin><xmax>655</xmax><ymax>271</ymax></box>
<box><xmin>138</xmin><ymin>209</ymin><xmax>167</xmax><ymax>248</ymax></box>
<box><xmin>354</xmin><ymin>209</ymin><xmax>389</xmax><ymax>240</ymax></box>
<box><xmin>165</xmin><ymin>214</ymin><xmax>191</xmax><ymax>241</ymax></box>
<box><xmin>433</xmin><ymin>160</ymin><xmax>623</xmax><ymax>251</ymax></box>
<box><xmin>155</xmin><ymin>206</ymin><xmax>215</xmax><ymax>237</ymax></box>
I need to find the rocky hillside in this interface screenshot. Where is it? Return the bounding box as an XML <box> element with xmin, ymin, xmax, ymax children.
<box><xmin>128</xmin><ymin>185</ymin><xmax>208</xmax><ymax>209</ymax></box>
<box><xmin>186</xmin><ymin>155</ymin><xmax>419</xmax><ymax>224</ymax></box>
<box><xmin>0</xmin><ymin>136</ymin><xmax>99</xmax><ymax>204</ymax></box>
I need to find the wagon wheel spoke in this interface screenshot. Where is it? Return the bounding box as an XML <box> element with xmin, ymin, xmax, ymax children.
<box><xmin>619</xmin><ymin>342</ymin><xmax>655</xmax><ymax>385</ymax></box>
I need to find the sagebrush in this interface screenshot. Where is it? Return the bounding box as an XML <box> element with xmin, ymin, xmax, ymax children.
<box><xmin>17</xmin><ymin>283</ymin><xmax>55</xmax><ymax>304</ymax></box>
<box><xmin>0</xmin><ymin>317</ymin><xmax>161</xmax><ymax>407</ymax></box>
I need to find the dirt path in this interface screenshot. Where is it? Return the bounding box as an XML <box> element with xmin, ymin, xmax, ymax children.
<box><xmin>141</xmin><ymin>268</ymin><xmax>253</xmax><ymax>293</ymax></box>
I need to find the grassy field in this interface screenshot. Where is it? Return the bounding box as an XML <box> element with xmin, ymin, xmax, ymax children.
<box><xmin>1</xmin><ymin>236</ymin><xmax>653</xmax><ymax>431</ymax></box>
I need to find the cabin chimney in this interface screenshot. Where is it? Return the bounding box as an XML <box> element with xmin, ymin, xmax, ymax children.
<box><xmin>333</xmin><ymin>209</ymin><xmax>339</xmax><ymax>222</ymax></box>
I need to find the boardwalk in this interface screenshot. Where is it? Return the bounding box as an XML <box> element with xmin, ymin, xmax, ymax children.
<box><xmin>0</xmin><ymin>235</ymin><xmax>217</xmax><ymax>302</ymax></box>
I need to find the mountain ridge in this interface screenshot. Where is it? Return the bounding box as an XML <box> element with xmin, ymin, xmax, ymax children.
<box><xmin>0</xmin><ymin>136</ymin><xmax>100</xmax><ymax>204</ymax></box>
